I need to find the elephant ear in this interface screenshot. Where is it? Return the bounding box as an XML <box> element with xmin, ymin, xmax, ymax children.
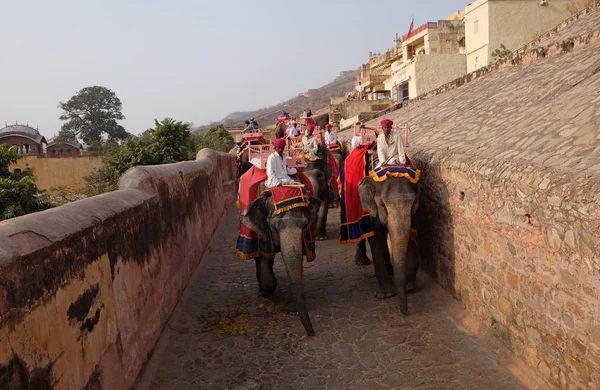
<box><xmin>241</xmin><ymin>197</ymin><xmax>270</xmax><ymax>239</ymax></box>
<box><xmin>307</xmin><ymin>196</ymin><xmax>321</xmax><ymax>226</ymax></box>
<box><xmin>358</xmin><ymin>176</ymin><xmax>378</xmax><ymax>218</ymax></box>
<box><xmin>411</xmin><ymin>183</ymin><xmax>420</xmax><ymax>216</ymax></box>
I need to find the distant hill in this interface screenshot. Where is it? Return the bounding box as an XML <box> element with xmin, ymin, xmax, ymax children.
<box><xmin>193</xmin><ymin>70</ymin><xmax>358</xmax><ymax>132</ymax></box>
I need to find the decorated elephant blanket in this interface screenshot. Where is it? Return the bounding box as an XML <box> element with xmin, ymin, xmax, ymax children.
<box><xmin>234</xmin><ymin>166</ymin><xmax>316</xmax><ymax>261</ymax></box>
<box><xmin>369</xmin><ymin>166</ymin><xmax>420</xmax><ymax>183</ymax></box>
<box><xmin>328</xmin><ymin>142</ymin><xmax>342</xmax><ymax>152</ymax></box>
<box><xmin>303</xmin><ymin>149</ymin><xmax>339</xmax><ymax>194</ymax></box>
<box><xmin>339</xmin><ymin>142</ymin><xmax>377</xmax><ymax>244</ymax></box>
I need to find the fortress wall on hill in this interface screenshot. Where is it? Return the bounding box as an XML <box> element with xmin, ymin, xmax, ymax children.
<box><xmin>0</xmin><ymin>149</ymin><xmax>237</xmax><ymax>389</ymax></box>
<box><xmin>339</xmin><ymin>9</ymin><xmax>600</xmax><ymax>388</ymax></box>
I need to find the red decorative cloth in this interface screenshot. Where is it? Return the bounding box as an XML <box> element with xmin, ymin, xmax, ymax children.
<box><xmin>326</xmin><ymin>148</ymin><xmax>340</xmax><ymax>194</ymax></box>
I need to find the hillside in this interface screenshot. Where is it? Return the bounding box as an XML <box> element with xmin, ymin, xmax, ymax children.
<box><xmin>194</xmin><ymin>70</ymin><xmax>358</xmax><ymax>131</ymax></box>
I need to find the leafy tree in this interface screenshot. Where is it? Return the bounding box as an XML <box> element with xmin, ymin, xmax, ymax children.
<box><xmin>491</xmin><ymin>44</ymin><xmax>512</xmax><ymax>60</ymax></box>
<box><xmin>84</xmin><ymin>118</ymin><xmax>196</xmax><ymax>195</ymax></box>
<box><xmin>0</xmin><ymin>145</ymin><xmax>52</xmax><ymax>220</ymax></box>
<box><xmin>58</xmin><ymin>86</ymin><xmax>130</xmax><ymax>145</ymax></box>
<box><xmin>195</xmin><ymin>124</ymin><xmax>234</xmax><ymax>152</ymax></box>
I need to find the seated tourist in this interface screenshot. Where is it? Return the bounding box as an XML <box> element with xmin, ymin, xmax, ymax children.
<box><xmin>302</xmin><ymin>124</ymin><xmax>321</xmax><ymax>159</ymax></box>
<box><xmin>286</xmin><ymin>121</ymin><xmax>300</xmax><ymax>138</ymax></box>
<box><xmin>265</xmin><ymin>138</ymin><xmax>298</xmax><ymax>188</ymax></box>
<box><xmin>376</xmin><ymin>119</ymin><xmax>406</xmax><ymax>168</ymax></box>
<box><xmin>324</xmin><ymin>124</ymin><xmax>336</xmax><ymax>145</ymax></box>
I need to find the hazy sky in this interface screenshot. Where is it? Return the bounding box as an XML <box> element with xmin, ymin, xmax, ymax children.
<box><xmin>1</xmin><ymin>0</ymin><xmax>466</xmax><ymax>138</ymax></box>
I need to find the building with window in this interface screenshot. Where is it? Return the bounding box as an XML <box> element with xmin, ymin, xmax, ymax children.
<box><xmin>0</xmin><ymin>123</ymin><xmax>47</xmax><ymax>155</ymax></box>
<box><xmin>384</xmin><ymin>16</ymin><xmax>466</xmax><ymax>103</ymax></box>
<box><xmin>46</xmin><ymin>138</ymin><xmax>83</xmax><ymax>158</ymax></box>
<box><xmin>465</xmin><ymin>0</ymin><xmax>571</xmax><ymax>73</ymax></box>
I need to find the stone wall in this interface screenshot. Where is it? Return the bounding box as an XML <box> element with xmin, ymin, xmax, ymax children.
<box><xmin>11</xmin><ymin>154</ymin><xmax>103</xmax><ymax>190</ymax></box>
<box><xmin>339</xmin><ymin>8</ymin><xmax>600</xmax><ymax>388</ymax></box>
<box><xmin>412</xmin><ymin>152</ymin><xmax>599</xmax><ymax>389</ymax></box>
<box><xmin>0</xmin><ymin>149</ymin><xmax>237</xmax><ymax>389</ymax></box>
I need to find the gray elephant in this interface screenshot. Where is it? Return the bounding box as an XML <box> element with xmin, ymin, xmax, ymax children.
<box><xmin>241</xmin><ymin>194</ymin><xmax>321</xmax><ymax>336</ymax></box>
<box><xmin>303</xmin><ymin>145</ymin><xmax>333</xmax><ymax>240</ymax></box>
<box><xmin>357</xmin><ymin>175</ymin><xmax>420</xmax><ymax>314</ymax></box>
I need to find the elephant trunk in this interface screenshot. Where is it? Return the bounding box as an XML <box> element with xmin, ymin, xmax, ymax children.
<box><xmin>279</xmin><ymin>225</ymin><xmax>315</xmax><ymax>336</ymax></box>
<box><xmin>387</xmin><ymin>200</ymin><xmax>413</xmax><ymax>314</ymax></box>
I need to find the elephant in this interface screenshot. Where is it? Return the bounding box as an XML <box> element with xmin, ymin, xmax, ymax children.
<box><xmin>357</xmin><ymin>175</ymin><xmax>420</xmax><ymax>314</ymax></box>
<box><xmin>303</xmin><ymin>144</ymin><xmax>333</xmax><ymax>240</ymax></box>
<box><xmin>241</xmin><ymin>194</ymin><xmax>321</xmax><ymax>336</ymax></box>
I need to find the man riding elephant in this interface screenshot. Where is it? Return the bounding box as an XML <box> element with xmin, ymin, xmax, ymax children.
<box><xmin>339</xmin><ymin>118</ymin><xmax>421</xmax><ymax>314</ymax></box>
<box><xmin>301</xmin><ymin>124</ymin><xmax>339</xmax><ymax>239</ymax></box>
<box><xmin>234</xmin><ymin>138</ymin><xmax>321</xmax><ymax>336</ymax></box>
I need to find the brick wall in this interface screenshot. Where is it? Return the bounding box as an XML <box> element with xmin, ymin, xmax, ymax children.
<box><xmin>0</xmin><ymin>149</ymin><xmax>237</xmax><ymax>389</ymax></box>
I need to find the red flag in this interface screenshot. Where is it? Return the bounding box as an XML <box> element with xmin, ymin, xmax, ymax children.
<box><xmin>407</xmin><ymin>18</ymin><xmax>414</xmax><ymax>37</ymax></box>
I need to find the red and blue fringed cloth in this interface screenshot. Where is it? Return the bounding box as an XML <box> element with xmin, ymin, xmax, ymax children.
<box><xmin>339</xmin><ymin>142</ymin><xmax>377</xmax><ymax>244</ymax></box>
<box><xmin>328</xmin><ymin>142</ymin><xmax>342</xmax><ymax>152</ymax></box>
<box><xmin>369</xmin><ymin>166</ymin><xmax>421</xmax><ymax>183</ymax></box>
<box><xmin>233</xmin><ymin>166</ymin><xmax>316</xmax><ymax>261</ymax></box>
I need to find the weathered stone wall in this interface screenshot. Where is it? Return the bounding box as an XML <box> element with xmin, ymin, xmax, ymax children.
<box><xmin>11</xmin><ymin>154</ymin><xmax>103</xmax><ymax>190</ymax></box>
<box><xmin>0</xmin><ymin>149</ymin><xmax>237</xmax><ymax>389</ymax></box>
<box><xmin>339</xmin><ymin>7</ymin><xmax>600</xmax><ymax>389</ymax></box>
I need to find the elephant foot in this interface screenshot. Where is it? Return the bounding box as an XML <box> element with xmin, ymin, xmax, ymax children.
<box><xmin>316</xmin><ymin>234</ymin><xmax>328</xmax><ymax>241</ymax></box>
<box><xmin>375</xmin><ymin>289</ymin><xmax>397</xmax><ymax>299</ymax></box>
<box><xmin>354</xmin><ymin>254</ymin><xmax>371</xmax><ymax>265</ymax></box>
<box><xmin>258</xmin><ymin>278</ymin><xmax>277</xmax><ymax>297</ymax></box>
<box><xmin>407</xmin><ymin>281</ymin><xmax>416</xmax><ymax>292</ymax></box>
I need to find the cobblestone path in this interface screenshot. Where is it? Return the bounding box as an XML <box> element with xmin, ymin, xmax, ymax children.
<box><xmin>138</xmin><ymin>207</ymin><xmax>526</xmax><ymax>390</ymax></box>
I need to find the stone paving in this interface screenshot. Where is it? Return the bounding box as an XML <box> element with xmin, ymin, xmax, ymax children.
<box><xmin>137</xmin><ymin>207</ymin><xmax>526</xmax><ymax>390</ymax></box>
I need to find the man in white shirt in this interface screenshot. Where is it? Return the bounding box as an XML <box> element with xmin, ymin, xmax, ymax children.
<box><xmin>286</xmin><ymin>121</ymin><xmax>300</xmax><ymax>138</ymax></box>
<box><xmin>356</xmin><ymin>81</ymin><xmax>365</xmax><ymax>100</ymax></box>
<box><xmin>324</xmin><ymin>124</ymin><xmax>337</xmax><ymax>145</ymax></box>
<box><xmin>376</xmin><ymin>119</ymin><xmax>406</xmax><ymax>168</ymax></box>
<box><xmin>302</xmin><ymin>124</ymin><xmax>320</xmax><ymax>158</ymax></box>
<box><xmin>265</xmin><ymin>138</ymin><xmax>298</xmax><ymax>188</ymax></box>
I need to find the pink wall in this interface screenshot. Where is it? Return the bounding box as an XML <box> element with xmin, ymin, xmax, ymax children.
<box><xmin>0</xmin><ymin>149</ymin><xmax>237</xmax><ymax>389</ymax></box>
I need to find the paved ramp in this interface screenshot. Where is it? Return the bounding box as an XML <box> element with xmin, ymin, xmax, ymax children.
<box><xmin>137</xmin><ymin>206</ymin><xmax>526</xmax><ymax>390</ymax></box>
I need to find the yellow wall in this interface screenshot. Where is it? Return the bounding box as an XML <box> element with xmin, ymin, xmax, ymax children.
<box><xmin>465</xmin><ymin>0</ymin><xmax>570</xmax><ymax>73</ymax></box>
<box><xmin>11</xmin><ymin>155</ymin><xmax>103</xmax><ymax>190</ymax></box>
<box><xmin>465</xmin><ymin>0</ymin><xmax>490</xmax><ymax>73</ymax></box>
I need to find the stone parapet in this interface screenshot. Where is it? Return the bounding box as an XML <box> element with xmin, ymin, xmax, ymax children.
<box><xmin>0</xmin><ymin>149</ymin><xmax>237</xmax><ymax>389</ymax></box>
<box><xmin>411</xmin><ymin>150</ymin><xmax>599</xmax><ymax>389</ymax></box>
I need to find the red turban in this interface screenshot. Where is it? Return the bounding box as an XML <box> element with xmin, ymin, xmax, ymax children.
<box><xmin>272</xmin><ymin>138</ymin><xmax>286</xmax><ymax>148</ymax></box>
<box><xmin>325</xmin><ymin>124</ymin><xmax>332</xmax><ymax>129</ymax></box>
<box><xmin>307</xmin><ymin>124</ymin><xmax>315</xmax><ymax>131</ymax></box>
<box><xmin>380</xmin><ymin>119</ymin><xmax>393</xmax><ymax>128</ymax></box>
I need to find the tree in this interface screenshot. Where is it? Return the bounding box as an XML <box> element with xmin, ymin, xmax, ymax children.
<box><xmin>0</xmin><ymin>145</ymin><xmax>52</xmax><ymax>220</ymax></box>
<box><xmin>84</xmin><ymin>118</ymin><xmax>197</xmax><ymax>195</ymax></box>
<box><xmin>195</xmin><ymin>124</ymin><xmax>234</xmax><ymax>153</ymax></box>
<box><xmin>491</xmin><ymin>44</ymin><xmax>512</xmax><ymax>61</ymax></box>
<box><xmin>58</xmin><ymin>86</ymin><xmax>129</xmax><ymax>145</ymax></box>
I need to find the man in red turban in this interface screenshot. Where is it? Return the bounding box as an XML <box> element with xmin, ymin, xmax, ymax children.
<box><xmin>376</xmin><ymin>119</ymin><xmax>406</xmax><ymax>168</ymax></box>
<box><xmin>265</xmin><ymin>138</ymin><xmax>298</xmax><ymax>187</ymax></box>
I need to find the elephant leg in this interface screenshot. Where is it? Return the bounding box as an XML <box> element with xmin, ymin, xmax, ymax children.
<box><xmin>354</xmin><ymin>239</ymin><xmax>371</xmax><ymax>265</ymax></box>
<box><xmin>406</xmin><ymin>241</ymin><xmax>419</xmax><ymax>292</ymax></box>
<box><xmin>316</xmin><ymin>195</ymin><xmax>328</xmax><ymax>240</ymax></box>
<box><xmin>254</xmin><ymin>257</ymin><xmax>277</xmax><ymax>296</ymax></box>
<box><xmin>368</xmin><ymin>232</ymin><xmax>395</xmax><ymax>299</ymax></box>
